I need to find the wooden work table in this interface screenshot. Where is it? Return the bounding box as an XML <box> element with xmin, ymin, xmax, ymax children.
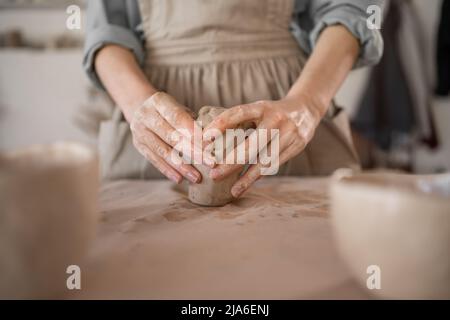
<box><xmin>73</xmin><ymin>177</ymin><xmax>369</xmax><ymax>299</ymax></box>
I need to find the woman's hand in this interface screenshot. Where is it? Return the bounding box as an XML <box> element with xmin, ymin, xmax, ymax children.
<box><xmin>203</xmin><ymin>95</ymin><xmax>326</xmax><ymax>198</ymax></box>
<box><xmin>130</xmin><ymin>92</ymin><xmax>214</xmax><ymax>184</ymax></box>
<box><xmin>202</xmin><ymin>25</ymin><xmax>360</xmax><ymax>198</ymax></box>
<box><xmin>95</xmin><ymin>47</ymin><xmax>215</xmax><ymax>184</ymax></box>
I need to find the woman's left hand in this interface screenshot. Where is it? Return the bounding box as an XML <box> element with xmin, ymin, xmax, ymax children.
<box><xmin>203</xmin><ymin>95</ymin><xmax>326</xmax><ymax>198</ymax></box>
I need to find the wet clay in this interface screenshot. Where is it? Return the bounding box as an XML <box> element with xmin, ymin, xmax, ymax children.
<box><xmin>188</xmin><ymin>106</ymin><xmax>241</xmax><ymax>206</ymax></box>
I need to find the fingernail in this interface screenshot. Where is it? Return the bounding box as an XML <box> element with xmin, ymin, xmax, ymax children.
<box><xmin>231</xmin><ymin>184</ymin><xmax>244</xmax><ymax>198</ymax></box>
<box><xmin>187</xmin><ymin>171</ymin><xmax>200</xmax><ymax>183</ymax></box>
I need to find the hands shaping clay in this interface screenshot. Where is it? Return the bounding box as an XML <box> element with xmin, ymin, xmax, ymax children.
<box><xmin>188</xmin><ymin>106</ymin><xmax>245</xmax><ymax>206</ymax></box>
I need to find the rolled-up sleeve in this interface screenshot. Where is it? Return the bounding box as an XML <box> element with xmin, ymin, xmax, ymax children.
<box><xmin>292</xmin><ymin>0</ymin><xmax>385</xmax><ymax>68</ymax></box>
<box><xmin>83</xmin><ymin>0</ymin><xmax>144</xmax><ymax>89</ymax></box>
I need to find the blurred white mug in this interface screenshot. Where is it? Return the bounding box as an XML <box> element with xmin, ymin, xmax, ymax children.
<box><xmin>0</xmin><ymin>142</ymin><xmax>99</xmax><ymax>298</ymax></box>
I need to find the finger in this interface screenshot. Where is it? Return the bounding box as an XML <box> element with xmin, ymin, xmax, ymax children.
<box><xmin>209</xmin><ymin>118</ymin><xmax>273</xmax><ymax>181</ymax></box>
<box><xmin>137</xmin><ymin>128</ymin><xmax>202</xmax><ymax>183</ymax></box>
<box><xmin>144</xmin><ymin>130</ymin><xmax>202</xmax><ymax>183</ymax></box>
<box><xmin>141</xmin><ymin>108</ymin><xmax>215</xmax><ymax>168</ymax></box>
<box><xmin>230</xmin><ymin>163</ymin><xmax>262</xmax><ymax>198</ymax></box>
<box><xmin>149</xmin><ymin>92</ymin><xmax>198</xmax><ymax>137</ymax></box>
<box><xmin>145</xmin><ymin>92</ymin><xmax>215</xmax><ymax>168</ymax></box>
<box><xmin>203</xmin><ymin>103</ymin><xmax>263</xmax><ymax>141</ymax></box>
<box><xmin>211</xmin><ymin>119</ymin><xmax>297</xmax><ymax>181</ymax></box>
<box><xmin>134</xmin><ymin>141</ymin><xmax>182</xmax><ymax>184</ymax></box>
<box><xmin>230</xmin><ymin>127</ymin><xmax>302</xmax><ymax>198</ymax></box>
<box><xmin>141</xmin><ymin>106</ymin><xmax>182</xmax><ymax>146</ymax></box>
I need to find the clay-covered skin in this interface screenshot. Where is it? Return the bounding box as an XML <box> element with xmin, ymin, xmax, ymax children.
<box><xmin>188</xmin><ymin>106</ymin><xmax>243</xmax><ymax>206</ymax></box>
<box><xmin>130</xmin><ymin>92</ymin><xmax>210</xmax><ymax>184</ymax></box>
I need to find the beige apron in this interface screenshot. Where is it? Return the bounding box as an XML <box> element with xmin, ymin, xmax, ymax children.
<box><xmin>98</xmin><ymin>0</ymin><xmax>360</xmax><ymax>180</ymax></box>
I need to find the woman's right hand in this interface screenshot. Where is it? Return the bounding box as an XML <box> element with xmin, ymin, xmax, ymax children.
<box><xmin>130</xmin><ymin>92</ymin><xmax>213</xmax><ymax>184</ymax></box>
<box><xmin>94</xmin><ymin>46</ymin><xmax>215</xmax><ymax>183</ymax></box>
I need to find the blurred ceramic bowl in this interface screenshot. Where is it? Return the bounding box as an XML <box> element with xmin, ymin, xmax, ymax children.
<box><xmin>0</xmin><ymin>142</ymin><xmax>99</xmax><ymax>298</ymax></box>
<box><xmin>330</xmin><ymin>169</ymin><xmax>450</xmax><ymax>299</ymax></box>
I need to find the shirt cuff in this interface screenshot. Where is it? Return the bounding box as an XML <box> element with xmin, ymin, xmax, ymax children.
<box><xmin>309</xmin><ymin>5</ymin><xmax>384</xmax><ymax>68</ymax></box>
<box><xmin>83</xmin><ymin>24</ymin><xmax>145</xmax><ymax>90</ymax></box>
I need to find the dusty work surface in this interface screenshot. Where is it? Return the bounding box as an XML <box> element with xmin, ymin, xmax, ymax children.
<box><xmin>73</xmin><ymin>177</ymin><xmax>369</xmax><ymax>299</ymax></box>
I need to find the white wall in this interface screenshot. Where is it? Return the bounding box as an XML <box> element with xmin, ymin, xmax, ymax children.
<box><xmin>0</xmin><ymin>49</ymin><xmax>94</xmax><ymax>150</ymax></box>
<box><xmin>0</xmin><ymin>8</ymin><xmax>92</xmax><ymax>151</ymax></box>
<box><xmin>0</xmin><ymin>8</ymin><xmax>84</xmax><ymax>43</ymax></box>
